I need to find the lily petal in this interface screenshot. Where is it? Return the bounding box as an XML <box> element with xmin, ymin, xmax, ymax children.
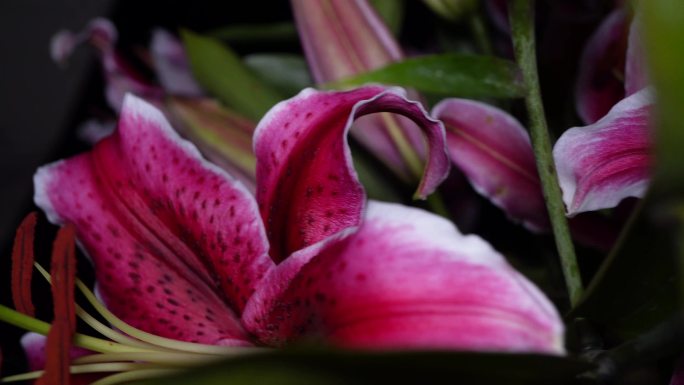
<box><xmin>432</xmin><ymin>98</ymin><xmax>548</xmax><ymax>231</ymax></box>
<box><xmin>291</xmin><ymin>0</ymin><xmax>427</xmax><ymax>181</ymax></box>
<box><xmin>291</xmin><ymin>0</ymin><xmax>402</xmax><ymax>82</ymax></box>
<box><xmin>254</xmin><ymin>86</ymin><xmax>449</xmax><ymax>262</ymax></box>
<box><xmin>51</xmin><ymin>18</ymin><xmax>163</xmax><ymax>112</ymax></box>
<box><xmin>624</xmin><ymin>15</ymin><xmax>648</xmax><ymax>95</ymax></box>
<box><xmin>554</xmin><ymin>88</ymin><xmax>653</xmax><ymax>215</ymax></box>
<box><xmin>576</xmin><ymin>9</ymin><xmax>629</xmax><ymax>124</ymax></box>
<box><xmin>34</xmin><ymin>95</ymin><xmax>272</xmax><ymax>344</ymax></box>
<box><xmin>244</xmin><ymin>201</ymin><xmax>563</xmax><ymax>353</ymax></box>
<box><xmin>50</xmin><ymin>18</ymin><xmax>117</xmax><ymax>65</ymax></box>
<box><xmin>150</xmin><ymin>29</ymin><xmax>204</xmax><ymax>97</ymax></box>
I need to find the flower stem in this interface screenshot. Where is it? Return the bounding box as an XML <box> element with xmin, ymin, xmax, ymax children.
<box><xmin>509</xmin><ymin>0</ymin><xmax>583</xmax><ymax>306</ymax></box>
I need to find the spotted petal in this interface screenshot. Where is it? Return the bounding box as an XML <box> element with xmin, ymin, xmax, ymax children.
<box><xmin>554</xmin><ymin>88</ymin><xmax>653</xmax><ymax>215</ymax></box>
<box><xmin>433</xmin><ymin>98</ymin><xmax>548</xmax><ymax>231</ymax></box>
<box><xmin>243</xmin><ymin>201</ymin><xmax>564</xmax><ymax>353</ymax></box>
<box><xmin>254</xmin><ymin>86</ymin><xmax>449</xmax><ymax>262</ymax></box>
<box><xmin>34</xmin><ymin>95</ymin><xmax>272</xmax><ymax>345</ymax></box>
<box><xmin>576</xmin><ymin>9</ymin><xmax>629</xmax><ymax>124</ymax></box>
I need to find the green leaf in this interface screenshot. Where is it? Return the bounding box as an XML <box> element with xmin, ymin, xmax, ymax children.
<box><xmin>181</xmin><ymin>30</ymin><xmax>284</xmax><ymax>120</ymax></box>
<box><xmin>132</xmin><ymin>348</ymin><xmax>592</xmax><ymax>385</ymax></box>
<box><xmin>244</xmin><ymin>54</ymin><xmax>313</xmax><ymax>97</ymax></box>
<box><xmin>207</xmin><ymin>22</ymin><xmax>298</xmax><ymax>44</ymax></box>
<box><xmin>328</xmin><ymin>54</ymin><xmax>525</xmax><ymax>99</ymax></box>
<box><xmin>369</xmin><ymin>0</ymin><xmax>405</xmax><ymax>35</ymax></box>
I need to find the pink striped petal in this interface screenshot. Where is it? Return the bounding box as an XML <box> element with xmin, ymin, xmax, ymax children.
<box><xmin>554</xmin><ymin>88</ymin><xmax>653</xmax><ymax>215</ymax></box>
<box><xmin>291</xmin><ymin>0</ymin><xmax>426</xmax><ymax>181</ymax></box>
<box><xmin>243</xmin><ymin>201</ymin><xmax>564</xmax><ymax>353</ymax></box>
<box><xmin>433</xmin><ymin>99</ymin><xmax>548</xmax><ymax>231</ymax></box>
<box><xmin>150</xmin><ymin>29</ymin><xmax>204</xmax><ymax>97</ymax></box>
<box><xmin>34</xmin><ymin>95</ymin><xmax>272</xmax><ymax>345</ymax></box>
<box><xmin>254</xmin><ymin>86</ymin><xmax>449</xmax><ymax>262</ymax></box>
<box><xmin>576</xmin><ymin>9</ymin><xmax>629</xmax><ymax>124</ymax></box>
<box><xmin>291</xmin><ymin>0</ymin><xmax>402</xmax><ymax>82</ymax></box>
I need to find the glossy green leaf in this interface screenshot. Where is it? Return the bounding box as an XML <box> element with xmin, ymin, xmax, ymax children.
<box><xmin>244</xmin><ymin>54</ymin><xmax>313</xmax><ymax>97</ymax></box>
<box><xmin>181</xmin><ymin>30</ymin><xmax>284</xmax><ymax>120</ymax></box>
<box><xmin>369</xmin><ymin>0</ymin><xmax>405</xmax><ymax>35</ymax></box>
<box><xmin>132</xmin><ymin>348</ymin><xmax>592</xmax><ymax>385</ymax></box>
<box><xmin>207</xmin><ymin>22</ymin><xmax>298</xmax><ymax>44</ymax></box>
<box><xmin>328</xmin><ymin>54</ymin><xmax>525</xmax><ymax>99</ymax></box>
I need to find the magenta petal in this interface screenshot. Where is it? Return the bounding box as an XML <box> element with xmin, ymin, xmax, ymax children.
<box><xmin>576</xmin><ymin>9</ymin><xmax>629</xmax><ymax>124</ymax></box>
<box><xmin>150</xmin><ymin>29</ymin><xmax>204</xmax><ymax>97</ymax></box>
<box><xmin>243</xmin><ymin>201</ymin><xmax>564</xmax><ymax>353</ymax></box>
<box><xmin>254</xmin><ymin>86</ymin><xmax>449</xmax><ymax>261</ymax></box>
<box><xmin>433</xmin><ymin>98</ymin><xmax>548</xmax><ymax>231</ymax></box>
<box><xmin>50</xmin><ymin>18</ymin><xmax>162</xmax><ymax>112</ymax></box>
<box><xmin>291</xmin><ymin>0</ymin><xmax>402</xmax><ymax>83</ymax></box>
<box><xmin>554</xmin><ymin>88</ymin><xmax>653</xmax><ymax>215</ymax></box>
<box><xmin>34</xmin><ymin>95</ymin><xmax>272</xmax><ymax>344</ymax></box>
<box><xmin>291</xmin><ymin>0</ymin><xmax>427</xmax><ymax>181</ymax></box>
<box><xmin>624</xmin><ymin>16</ymin><xmax>649</xmax><ymax>95</ymax></box>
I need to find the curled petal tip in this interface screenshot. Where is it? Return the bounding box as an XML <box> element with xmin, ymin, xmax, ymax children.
<box><xmin>254</xmin><ymin>85</ymin><xmax>448</xmax><ymax>261</ymax></box>
<box><xmin>555</xmin><ymin>88</ymin><xmax>653</xmax><ymax>215</ymax></box>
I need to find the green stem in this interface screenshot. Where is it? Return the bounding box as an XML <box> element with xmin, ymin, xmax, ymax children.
<box><xmin>509</xmin><ymin>0</ymin><xmax>583</xmax><ymax>306</ymax></box>
<box><xmin>0</xmin><ymin>305</ymin><xmax>154</xmax><ymax>354</ymax></box>
<box><xmin>89</xmin><ymin>369</ymin><xmax>181</xmax><ymax>385</ymax></box>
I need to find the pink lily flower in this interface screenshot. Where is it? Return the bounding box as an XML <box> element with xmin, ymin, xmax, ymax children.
<box><xmin>554</xmin><ymin>9</ymin><xmax>653</xmax><ymax>215</ymax></box>
<box><xmin>31</xmin><ymin>85</ymin><xmax>563</xmax><ymax>358</ymax></box>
